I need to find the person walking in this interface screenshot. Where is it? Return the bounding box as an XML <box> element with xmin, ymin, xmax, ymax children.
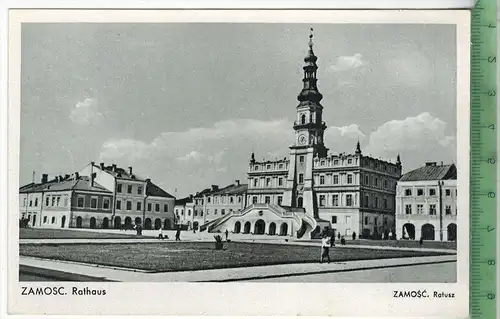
<box><xmin>158</xmin><ymin>226</ymin><xmax>164</xmax><ymax>240</ymax></box>
<box><xmin>225</xmin><ymin>229</ymin><xmax>229</xmax><ymax>241</ymax></box>
<box><xmin>175</xmin><ymin>227</ymin><xmax>181</xmax><ymax>241</ymax></box>
<box><xmin>330</xmin><ymin>230</ymin><xmax>335</xmax><ymax>247</ymax></box>
<box><xmin>320</xmin><ymin>234</ymin><xmax>331</xmax><ymax>264</ymax></box>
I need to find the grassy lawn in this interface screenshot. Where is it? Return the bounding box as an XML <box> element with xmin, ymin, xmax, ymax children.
<box><xmin>19</xmin><ymin>242</ymin><xmax>455</xmax><ymax>272</ymax></box>
<box><xmin>19</xmin><ymin>228</ymin><xmax>153</xmax><ymax>239</ymax></box>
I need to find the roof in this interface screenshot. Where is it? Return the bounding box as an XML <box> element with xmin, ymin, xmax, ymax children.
<box><xmin>146</xmin><ymin>181</ymin><xmax>175</xmax><ymax>198</ymax></box>
<box><xmin>212</xmin><ymin>183</ymin><xmax>248</xmax><ymax>196</ymax></box>
<box><xmin>400</xmin><ymin>163</ymin><xmax>457</xmax><ymax>182</ymax></box>
<box><xmin>175</xmin><ymin>196</ymin><xmax>193</xmax><ymax>206</ymax></box>
<box><xmin>97</xmin><ymin>164</ymin><xmax>146</xmax><ymax>181</ymax></box>
<box><xmin>19</xmin><ymin>176</ymin><xmax>112</xmax><ymax>193</ymax></box>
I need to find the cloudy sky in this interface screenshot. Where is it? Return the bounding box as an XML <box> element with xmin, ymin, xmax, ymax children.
<box><xmin>21</xmin><ymin>23</ymin><xmax>457</xmax><ymax>197</ymax></box>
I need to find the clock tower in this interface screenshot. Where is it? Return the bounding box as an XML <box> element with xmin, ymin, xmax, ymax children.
<box><xmin>282</xmin><ymin>28</ymin><xmax>327</xmax><ymax>215</ymax></box>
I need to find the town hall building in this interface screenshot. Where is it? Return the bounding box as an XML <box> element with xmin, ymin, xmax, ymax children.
<box><xmin>206</xmin><ymin>31</ymin><xmax>402</xmax><ymax>239</ymax></box>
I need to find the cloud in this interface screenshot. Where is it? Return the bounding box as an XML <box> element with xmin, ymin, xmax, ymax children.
<box><xmin>325</xmin><ymin>124</ymin><xmax>366</xmax><ymax>154</ymax></box>
<box><xmin>364</xmin><ymin>112</ymin><xmax>456</xmax><ymax>168</ymax></box>
<box><xmin>327</xmin><ymin>53</ymin><xmax>370</xmax><ymax>87</ymax></box>
<box><xmin>69</xmin><ymin>98</ymin><xmax>104</xmax><ymax>125</ymax></box>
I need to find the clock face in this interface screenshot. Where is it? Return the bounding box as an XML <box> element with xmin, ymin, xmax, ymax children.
<box><xmin>299</xmin><ymin>134</ymin><xmax>307</xmax><ymax>145</ymax></box>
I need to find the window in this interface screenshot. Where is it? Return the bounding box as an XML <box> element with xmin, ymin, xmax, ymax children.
<box><xmin>405</xmin><ymin>204</ymin><xmax>412</xmax><ymax>215</ymax></box>
<box><xmin>332</xmin><ymin>216</ymin><xmax>337</xmax><ymax>224</ymax></box>
<box><xmin>319</xmin><ymin>195</ymin><xmax>326</xmax><ymax>207</ymax></box>
<box><xmin>347</xmin><ymin>159</ymin><xmax>352</xmax><ymax>164</ymax></box>
<box><xmin>383</xmin><ymin>198</ymin><xmax>388</xmax><ymax>209</ymax></box>
<box><xmin>45</xmin><ymin>197</ymin><xmax>49</xmax><ymax>206</ymax></box>
<box><xmin>333</xmin><ymin>175</ymin><xmax>339</xmax><ymax>184</ymax></box>
<box><xmin>298</xmin><ymin>174</ymin><xmax>304</xmax><ymax>184</ymax></box>
<box><xmin>266</xmin><ymin>178</ymin><xmax>271</xmax><ymax>187</ymax></box>
<box><xmin>164</xmin><ymin>204</ymin><xmax>168</xmax><ymax>212</ymax></box>
<box><xmin>374</xmin><ymin>217</ymin><xmax>378</xmax><ymax>225</ymax></box>
<box><xmin>127</xmin><ymin>185</ymin><xmax>132</xmax><ymax>193</ymax></box>
<box><xmin>347</xmin><ymin>175</ymin><xmax>353</xmax><ymax>184</ymax></box>
<box><xmin>43</xmin><ymin>216</ymin><xmax>47</xmax><ymax>224</ymax></box>
<box><xmin>417</xmin><ymin>204</ymin><xmax>423</xmax><ymax>214</ymax></box>
<box><xmin>365</xmin><ymin>195</ymin><xmax>369</xmax><ymax>207</ymax></box>
<box><xmin>253</xmin><ymin>179</ymin><xmax>258</xmax><ymax>187</ymax></box>
<box><xmin>417</xmin><ymin>189</ymin><xmax>424</xmax><ymax>196</ymax></box>
<box><xmin>429</xmin><ymin>188</ymin><xmax>436</xmax><ymax>196</ymax></box>
<box><xmin>77</xmin><ymin>197</ymin><xmax>85</xmax><ymax>208</ymax></box>
<box><xmin>51</xmin><ymin>217</ymin><xmax>56</xmax><ymax>224</ymax></box>
<box><xmin>206</xmin><ymin>209</ymin><xmax>210</xmax><ymax>216</ymax></box>
<box><xmin>445</xmin><ymin>205</ymin><xmax>452</xmax><ymax>215</ymax></box>
<box><xmin>214</xmin><ymin>209</ymin><xmax>218</xmax><ymax>215</ymax></box>
<box><xmin>364</xmin><ymin>176</ymin><xmax>369</xmax><ymax>185</ymax></box>
<box><xmin>278</xmin><ymin>177</ymin><xmax>283</xmax><ymax>186</ymax></box>
<box><xmin>267</xmin><ymin>164</ymin><xmax>271</xmax><ymax>170</ymax></box>
<box><xmin>103</xmin><ymin>198</ymin><xmax>110</xmax><ymax>210</ymax></box>
<box><xmin>265</xmin><ymin>196</ymin><xmax>271</xmax><ymax>204</ymax></box>
<box><xmin>34</xmin><ymin>198</ymin><xmax>38</xmax><ymax>207</ymax></box>
<box><xmin>137</xmin><ymin>202</ymin><xmax>142</xmax><ymax>211</ymax></box>
<box><xmin>334</xmin><ymin>160</ymin><xmax>339</xmax><ymax>165</ymax></box>
<box><xmin>56</xmin><ymin>197</ymin><xmax>60</xmax><ymax>206</ymax></box>
<box><xmin>155</xmin><ymin>204</ymin><xmax>160</xmax><ymax>212</ymax></box>
<box><xmin>364</xmin><ymin>217</ymin><xmax>369</xmax><ymax>225</ymax></box>
<box><xmin>221</xmin><ymin>209</ymin><xmax>225</xmax><ymax>215</ymax></box>
<box><xmin>375</xmin><ymin>178</ymin><xmax>378</xmax><ymax>187</ymax></box>
<box><xmin>117</xmin><ymin>184</ymin><xmax>122</xmax><ymax>193</ymax></box>
<box><xmin>277</xmin><ymin>196</ymin><xmax>283</xmax><ymax>205</ymax></box>
<box><xmin>137</xmin><ymin>186</ymin><xmax>143</xmax><ymax>195</ymax></box>
<box><xmin>405</xmin><ymin>189</ymin><xmax>412</xmax><ymax>196</ymax></box>
<box><xmin>230</xmin><ymin>197</ymin><xmax>234</xmax><ymax>204</ymax></box>
<box><xmin>374</xmin><ymin>197</ymin><xmax>378</xmax><ymax>208</ymax></box>
<box><xmin>254</xmin><ymin>165</ymin><xmax>258</xmax><ymax>170</ymax></box>
<box><xmin>346</xmin><ymin>195</ymin><xmax>353</xmax><ymax>207</ymax></box>
<box><xmin>332</xmin><ymin>195</ymin><xmax>339</xmax><ymax>206</ymax></box>
<box><xmin>299</xmin><ymin>156</ymin><xmax>305</xmax><ymax>163</ymax></box>
<box><xmin>279</xmin><ymin>164</ymin><xmax>283</xmax><ymax>169</ymax></box>
<box><xmin>429</xmin><ymin>204</ymin><xmax>436</xmax><ymax>215</ymax></box>
<box><xmin>320</xmin><ymin>176</ymin><xmax>325</xmax><ymax>185</ymax></box>
<box><xmin>52</xmin><ymin>197</ymin><xmax>56</xmax><ymax>206</ymax></box>
<box><xmin>64</xmin><ymin>198</ymin><xmax>68</xmax><ymax>207</ymax></box>
<box><xmin>188</xmin><ymin>210</ymin><xmax>192</xmax><ymax>216</ymax></box>
<box><xmin>253</xmin><ymin>196</ymin><xmax>258</xmax><ymax>204</ymax></box>
<box><xmin>445</xmin><ymin>189</ymin><xmax>451</xmax><ymax>196</ymax></box>
<box><xmin>91</xmin><ymin>198</ymin><xmax>98</xmax><ymax>209</ymax></box>
<box><xmin>116</xmin><ymin>200</ymin><xmax>122</xmax><ymax>210</ymax></box>
<box><xmin>181</xmin><ymin>209</ymin><xmax>184</xmax><ymax>216</ymax></box>
<box><xmin>126</xmin><ymin>201</ymin><xmax>132</xmax><ymax>210</ymax></box>
<box><xmin>238</xmin><ymin>196</ymin><xmax>242</xmax><ymax>203</ymax></box>
<box><xmin>207</xmin><ymin>197</ymin><xmax>211</xmax><ymax>203</ymax></box>
<box><xmin>384</xmin><ymin>180</ymin><xmax>388</xmax><ymax>189</ymax></box>
<box><xmin>148</xmin><ymin>203</ymin><xmax>152</xmax><ymax>211</ymax></box>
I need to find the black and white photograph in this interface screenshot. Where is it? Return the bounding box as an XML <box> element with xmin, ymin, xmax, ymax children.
<box><xmin>7</xmin><ymin>9</ymin><xmax>470</xmax><ymax>317</ymax></box>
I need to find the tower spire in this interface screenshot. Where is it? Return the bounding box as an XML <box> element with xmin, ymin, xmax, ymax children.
<box><xmin>309</xmin><ymin>27</ymin><xmax>314</xmax><ymax>48</ymax></box>
<box><xmin>355</xmin><ymin>140</ymin><xmax>362</xmax><ymax>155</ymax></box>
<box><xmin>298</xmin><ymin>28</ymin><xmax>322</xmax><ymax>105</ymax></box>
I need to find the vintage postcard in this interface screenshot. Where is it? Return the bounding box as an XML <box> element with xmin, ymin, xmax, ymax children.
<box><xmin>7</xmin><ymin>9</ymin><xmax>470</xmax><ymax>317</ymax></box>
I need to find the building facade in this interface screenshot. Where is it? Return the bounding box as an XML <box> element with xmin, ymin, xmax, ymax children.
<box><xmin>395</xmin><ymin>162</ymin><xmax>457</xmax><ymax>242</ymax></box>
<box><xmin>209</xmin><ymin>31</ymin><xmax>401</xmax><ymax>238</ymax></box>
<box><xmin>19</xmin><ymin>173</ymin><xmax>114</xmax><ymax>229</ymax></box>
<box><xmin>79</xmin><ymin>162</ymin><xmax>176</xmax><ymax>229</ymax></box>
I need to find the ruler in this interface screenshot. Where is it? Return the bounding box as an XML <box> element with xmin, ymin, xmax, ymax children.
<box><xmin>470</xmin><ymin>0</ymin><xmax>497</xmax><ymax>318</ymax></box>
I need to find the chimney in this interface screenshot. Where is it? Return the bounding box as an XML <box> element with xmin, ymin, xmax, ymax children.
<box><xmin>425</xmin><ymin>162</ymin><xmax>437</xmax><ymax>167</ymax></box>
<box><xmin>65</xmin><ymin>174</ymin><xmax>70</xmax><ymax>180</ymax></box>
<box><xmin>211</xmin><ymin>185</ymin><xmax>219</xmax><ymax>191</ymax></box>
<box><xmin>128</xmin><ymin>166</ymin><xmax>133</xmax><ymax>175</ymax></box>
<box><xmin>91</xmin><ymin>161</ymin><xmax>95</xmax><ymax>167</ymax></box>
<box><xmin>235</xmin><ymin>180</ymin><xmax>240</xmax><ymax>186</ymax></box>
<box><xmin>75</xmin><ymin>172</ymin><xmax>80</xmax><ymax>179</ymax></box>
<box><xmin>441</xmin><ymin>161</ymin><xmax>444</xmax><ymax>166</ymax></box>
<box><xmin>112</xmin><ymin>164</ymin><xmax>117</xmax><ymax>172</ymax></box>
<box><xmin>146</xmin><ymin>178</ymin><xmax>151</xmax><ymax>183</ymax></box>
<box><xmin>55</xmin><ymin>176</ymin><xmax>59</xmax><ymax>182</ymax></box>
<box><xmin>100</xmin><ymin>162</ymin><xmax>105</xmax><ymax>170</ymax></box>
<box><xmin>190</xmin><ymin>194</ymin><xmax>193</xmax><ymax>199</ymax></box>
<box><xmin>41</xmin><ymin>174</ymin><xmax>48</xmax><ymax>184</ymax></box>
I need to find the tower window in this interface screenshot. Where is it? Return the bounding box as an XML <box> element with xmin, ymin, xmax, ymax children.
<box><xmin>319</xmin><ymin>195</ymin><xmax>326</xmax><ymax>207</ymax></box>
<box><xmin>347</xmin><ymin>175</ymin><xmax>353</xmax><ymax>184</ymax></box>
<box><xmin>333</xmin><ymin>175</ymin><xmax>339</xmax><ymax>184</ymax></box>
<box><xmin>298</xmin><ymin>174</ymin><xmax>304</xmax><ymax>184</ymax></box>
<box><xmin>320</xmin><ymin>175</ymin><xmax>325</xmax><ymax>185</ymax></box>
<box><xmin>346</xmin><ymin>195</ymin><xmax>353</xmax><ymax>206</ymax></box>
<box><xmin>299</xmin><ymin>156</ymin><xmax>305</xmax><ymax>163</ymax></box>
<box><xmin>347</xmin><ymin>159</ymin><xmax>353</xmax><ymax>164</ymax></box>
<box><xmin>301</xmin><ymin>114</ymin><xmax>306</xmax><ymax>124</ymax></box>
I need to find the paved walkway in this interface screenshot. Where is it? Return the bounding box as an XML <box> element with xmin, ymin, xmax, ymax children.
<box><xmin>19</xmin><ymin>254</ymin><xmax>456</xmax><ymax>282</ymax></box>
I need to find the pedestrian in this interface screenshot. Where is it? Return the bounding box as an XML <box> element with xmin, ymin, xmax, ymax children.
<box><xmin>419</xmin><ymin>237</ymin><xmax>423</xmax><ymax>246</ymax></box>
<box><xmin>340</xmin><ymin>236</ymin><xmax>346</xmax><ymax>246</ymax></box>
<box><xmin>330</xmin><ymin>230</ymin><xmax>335</xmax><ymax>247</ymax></box>
<box><xmin>320</xmin><ymin>234</ymin><xmax>331</xmax><ymax>264</ymax></box>
<box><xmin>337</xmin><ymin>232</ymin><xmax>341</xmax><ymax>240</ymax></box>
<box><xmin>175</xmin><ymin>227</ymin><xmax>181</xmax><ymax>241</ymax></box>
<box><xmin>225</xmin><ymin>229</ymin><xmax>229</xmax><ymax>241</ymax></box>
<box><xmin>158</xmin><ymin>226</ymin><xmax>164</xmax><ymax>240</ymax></box>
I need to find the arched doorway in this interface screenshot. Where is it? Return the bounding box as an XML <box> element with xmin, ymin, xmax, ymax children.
<box><xmin>268</xmin><ymin>222</ymin><xmax>276</xmax><ymax>235</ymax></box>
<box><xmin>421</xmin><ymin>223</ymin><xmax>435</xmax><ymax>240</ymax></box>
<box><xmin>280</xmin><ymin>223</ymin><xmax>288</xmax><ymax>236</ymax></box>
<box><xmin>135</xmin><ymin>217</ymin><xmax>142</xmax><ymax>226</ymax></box>
<box><xmin>61</xmin><ymin>215</ymin><xmax>66</xmax><ymax>228</ymax></box>
<box><xmin>154</xmin><ymin>218</ymin><xmax>162</xmax><ymax>230</ymax></box>
<box><xmin>244</xmin><ymin>221</ymin><xmax>251</xmax><ymax>234</ymax></box>
<box><xmin>76</xmin><ymin>216</ymin><xmax>83</xmax><ymax>228</ymax></box>
<box><xmin>144</xmin><ymin>218</ymin><xmax>152</xmax><ymax>230</ymax></box>
<box><xmin>402</xmin><ymin>223</ymin><xmax>415</xmax><ymax>240</ymax></box>
<box><xmin>164</xmin><ymin>219</ymin><xmax>171</xmax><ymax>230</ymax></box>
<box><xmin>90</xmin><ymin>217</ymin><xmax>96</xmax><ymax>229</ymax></box>
<box><xmin>254</xmin><ymin>219</ymin><xmax>266</xmax><ymax>235</ymax></box>
<box><xmin>124</xmin><ymin>216</ymin><xmax>132</xmax><ymax>226</ymax></box>
<box><xmin>447</xmin><ymin>223</ymin><xmax>457</xmax><ymax>241</ymax></box>
<box><xmin>297</xmin><ymin>197</ymin><xmax>303</xmax><ymax>208</ymax></box>
<box><xmin>234</xmin><ymin>221</ymin><xmax>241</xmax><ymax>233</ymax></box>
<box><xmin>114</xmin><ymin>216</ymin><xmax>122</xmax><ymax>229</ymax></box>
<box><xmin>102</xmin><ymin>217</ymin><xmax>109</xmax><ymax>229</ymax></box>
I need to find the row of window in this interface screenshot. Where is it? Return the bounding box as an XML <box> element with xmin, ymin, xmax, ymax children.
<box><xmin>200</xmin><ymin>208</ymin><xmax>234</xmax><ymax>216</ymax></box>
<box><xmin>45</xmin><ymin>195</ymin><xmax>69</xmax><ymax>208</ymax></box>
<box><xmin>76</xmin><ymin>197</ymin><xmax>111</xmax><ymax>210</ymax></box>
<box><xmin>206</xmin><ymin>195</ymin><xmax>243</xmax><ymax>204</ymax></box>
<box><xmin>250</xmin><ymin>195</ymin><xmax>283</xmax><ymax>205</ymax></box>
<box><xmin>116</xmin><ymin>199</ymin><xmax>168</xmax><ymax>213</ymax></box>
<box><xmin>404</xmin><ymin>188</ymin><xmax>456</xmax><ymax>197</ymax></box>
<box><xmin>253</xmin><ymin>162</ymin><xmax>288</xmax><ymax>171</ymax></box>
<box><xmin>316</xmin><ymin>157</ymin><xmax>355</xmax><ymax>166</ymax></box>
<box><xmin>404</xmin><ymin>204</ymin><xmax>456</xmax><ymax>215</ymax></box>
<box><xmin>116</xmin><ymin>183</ymin><xmax>143</xmax><ymax>195</ymax></box>
<box><xmin>318</xmin><ymin>194</ymin><xmax>354</xmax><ymax>207</ymax></box>
<box><xmin>42</xmin><ymin>216</ymin><xmax>58</xmax><ymax>224</ymax></box>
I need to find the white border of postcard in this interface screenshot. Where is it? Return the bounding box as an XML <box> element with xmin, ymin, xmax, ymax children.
<box><xmin>7</xmin><ymin>9</ymin><xmax>470</xmax><ymax>317</ymax></box>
